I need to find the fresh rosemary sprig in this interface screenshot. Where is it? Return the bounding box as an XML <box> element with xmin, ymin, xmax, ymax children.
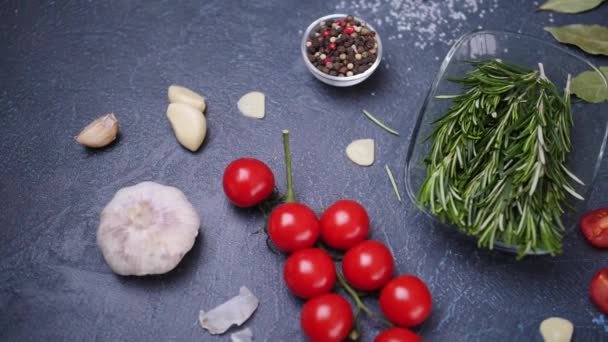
<box><xmin>417</xmin><ymin>60</ymin><xmax>583</xmax><ymax>257</ymax></box>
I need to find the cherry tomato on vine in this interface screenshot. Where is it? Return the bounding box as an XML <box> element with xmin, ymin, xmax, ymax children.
<box><xmin>375</xmin><ymin>327</ymin><xmax>422</xmax><ymax>342</ymax></box>
<box><xmin>380</xmin><ymin>275</ymin><xmax>432</xmax><ymax>327</ymax></box>
<box><xmin>222</xmin><ymin>158</ymin><xmax>275</xmax><ymax>208</ymax></box>
<box><xmin>268</xmin><ymin>203</ymin><xmax>319</xmax><ymax>252</ymax></box>
<box><xmin>580</xmin><ymin>208</ymin><xmax>608</xmax><ymax>248</ymax></box>
<box><xmin>284</xmin><ymin>248</ymin><xmax>336</xmax><ymax>299</ymax></box>
<box><xmin>342</xmin><ymin>240</ymin><xmax>394</xmax><ymax>291</ymax></box>
<box><xmin>300</xmin><ymin>293</ymin><xmax>353</xmax><ymax>342</ymax></box>
<box><xmin>320</xmin><ymin>200</ymin><xmax>370</xmax><ymax>250</ymax></box>
<box><xmin>591</xmin><ymin>269</ymin><xmax>608</xmax><ymax>314</ymax></box>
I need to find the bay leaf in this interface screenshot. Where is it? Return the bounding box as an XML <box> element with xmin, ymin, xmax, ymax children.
<box><xmin>571</xmin><ymin>67</ymin><xmax>608</xmax><ymax>103</ymax></box>
<box><xmin>539</xmin><ymin>0</ymin><xmax>606</xmax><ymax>13</ymax></box>
<box><xmin>545</xmin><ymin>25</ymin><xmax>608</xmax><ymax>56</ymax></box>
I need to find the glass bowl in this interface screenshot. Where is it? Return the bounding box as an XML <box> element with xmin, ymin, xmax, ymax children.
<box><xmin>405</xmin><ymin>30</ymin><xmax>608</xmax><ymax>255</ymax></box>
<box><xmin>301</xmin><ymin>14</ymin><xmax>383</xmax><ymax>87</ymax></box>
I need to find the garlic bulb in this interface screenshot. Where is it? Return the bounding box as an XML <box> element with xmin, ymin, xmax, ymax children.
<box><xmin>75</xmin><ymin>113</ymin><xmax>118</xmax><ymax>148</ymax></box>
<box><xmin>97</xmin><ymin>181</ymin><xmax>200</xmax><ymax>276</ymax></box>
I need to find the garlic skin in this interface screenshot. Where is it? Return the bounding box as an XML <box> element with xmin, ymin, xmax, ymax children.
<box><xmin>199</xmin><ymin>287</ymin><xmax>259</xmax><ymax>335</ymax></box>
<box><xmin>166</xmin><ymin>103</ymin><xmax>207</xmax><ymax>152</ymax></box>
<box><xmin>75</xmin><ymin>113</ymin><xmax>119</xmax><ymax>148</ymax></box>
<box><xmin>168</xmin><ymin>85</ymin><xmax>206</xmax><ymax>112</ymax></box>
<box><xmin>97</xmin><ymin>181</ymin><xmax>200</xmax><ymax>276</ymax></box>
<box><xmin>346</xmin><ymin>139</ymin><xmax>375</xmax><ymax>166</ymax></box>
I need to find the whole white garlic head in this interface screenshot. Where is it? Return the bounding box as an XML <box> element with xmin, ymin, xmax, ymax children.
<box><xmin>97</xmin><ymin>181</ymin><xmax>200</xmax><ymax>276</ymax></box>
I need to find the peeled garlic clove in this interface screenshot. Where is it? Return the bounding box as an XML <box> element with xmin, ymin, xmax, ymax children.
<box><xmin>167</xmin><ymin>102</ymin><xmax>207</xmax><ymax>152</ymax></box>
<box><xmin>199</xmin><ymin>287</ymin><xmax>259</xmax><ymax>335</ymax></box>
<box><xmin>539</xmin><ymin>317</ymin><xmax>574</xmax><ymax>342</ymax></box>
<box><xmin>97</xmin><ymin>181</ymin><xmax>200</xmax><ymax>276</ymax></box>
<box><xmin>168</xmin><ymin>85</ymin><xmax>206</xmax><ymax>113</ymax></box>
<box><xmin>75</xmin><ymin>113</ymin><xmax>119</xmax><ymax>148</ymax></box>
<box><xmin>346</xmin><ymin>139</ymin><xmax>375</xmax><ymax>166</ymax></box>
<box><xmin>237</xmin><ymin>91</ymin><xmax>265</xmax><ymax>119</ymax></box>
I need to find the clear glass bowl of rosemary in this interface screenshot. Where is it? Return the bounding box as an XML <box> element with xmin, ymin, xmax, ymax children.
<box><xmin>405</xmin><ymin>30</ymin><xmax>608</xmax><ymax>256</ymax></box>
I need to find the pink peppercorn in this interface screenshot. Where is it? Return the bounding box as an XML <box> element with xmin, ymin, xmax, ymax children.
<box><xmin>344</xmin><ymin>26</ymin><xmax>354</xmax><ymax>35</ymax></box>
<box><xmin>329</xmin><ymin>43</ymin><xmax>337</xmax><ymax>50</ymax></box>
<box><xmin>323</xmin><ymin>30</ymin><xmax>331</xmax><ymax>38</ymax></box>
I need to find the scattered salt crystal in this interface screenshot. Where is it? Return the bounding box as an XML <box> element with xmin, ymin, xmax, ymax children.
<box><xmin>336</xmin><ymin>0</ymin><xmax>499</xmax><ymax>49</ymax></box>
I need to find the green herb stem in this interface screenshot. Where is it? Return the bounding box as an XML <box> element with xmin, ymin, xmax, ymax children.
<box><xmin>363</xmin><ymin>110</ymin><xmax>400</xmax><ymax>136</ymax></box>
<box><xmin>282</xmin><ymin>130</ymin><xmax>295</xmax><ymax>203</ymax></box>
<box><xmin>336</xmin><ymin>271</ymin><xmax>393</xmax><ymax>327</ymax></box>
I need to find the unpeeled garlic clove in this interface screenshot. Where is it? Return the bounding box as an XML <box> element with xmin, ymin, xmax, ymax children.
<box><xmin>167</xmin><ymin>102</ymin><xmax>207</xmax><ymax>152</ymax></box>
<box><xmin>168</xmin><ymin>85</ymin><xmax>206</xmax><ymax>112</ymax></box>
<box><xmin>75</xmin><ymin>113</ymin><xmax>119</xmax><ymax>148</ymax></box>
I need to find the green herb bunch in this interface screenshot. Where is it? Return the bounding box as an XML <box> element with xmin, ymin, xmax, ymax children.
<box><xmin>418</xmin><ymin>60</ymin><xmax>584</xmax><ymax>257</ymax></box>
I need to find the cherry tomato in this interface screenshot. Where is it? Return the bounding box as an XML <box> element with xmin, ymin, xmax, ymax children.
<box><xmin>268</xmin><ymin>202</ymin><xmax>319</xmax><ymax>252</ymax></box>
<box><xmin>380</xmin><ymin>275</ymin><xmax>432</xmax><ymax>327</ymax></box>
<box><xmin>375</xmin><ymin>327</ymin><xmax>422</xmax><ymax>342</ymax></box>
<box><xmin>284</xmin><ymin>248</ymin><xmax>336</xmax><ymax>299</ymax></box>
<box><xmin>320</xmin><ymin>200</ymin><xmax>370</xmax><ymax>250</ymax></box>
<box><xmin>591</xmin><ymin>269</ymin><xmax>608</xmax><ymax>314</ymax></box>
<box><xmin>580</xmin><ymin>208</ymin><xmax>608</xmax><ymax>248</ymax></box>
<box><xmin>342</xmin><ymin>240</ymin><xmax>394</xmax><ymax>291</ymax></box>
<box><xmin>222</xmin><ymin>158</ymin><xmax>275</xmax><ymax>207</ymax></box>
<box><xmin>300</xmin><ymin>293</ymin><xmax>353</xmax><ymax>342</ymax></box>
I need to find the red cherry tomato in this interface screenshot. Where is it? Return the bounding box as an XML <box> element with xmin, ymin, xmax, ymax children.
<box><xmin>591</xmin><ymin>269</ymin><xmax>608</xmax><ymax>314</ymax></box>
<box><xmin>380</xmin><ymin>275</ymin><xmax>432</xmax><ymax>327</ymax></box>
<box><xmin>580</xmin><ymin>208</ymin><xmax>608</xmax><ymax>248</ymax></box>
<box><xmin>268</xmin><ymin>202</ymin><xmax>319</xmax><ymax>252</ymax></box>
<box><xmin>342</xmin><ymin>240</ymin><xmax>394</xmax><ymax>291</ymax></box>
<box><xmin>300</xmin><ymin>293</ymin><xmax>353</xmax><ymax>342</ymax></box>
<box><xmin>284</xmin><ymin>248</ymin><xmax>336</xmax><ymax>299</ymax></box>
<box><xmin>375</xmin><ymin>327</ymin><xmax>422</xmax><ymax>342</ymax></box>
<box><xmin>320</xmin><ymin>200</ymin><xmax>370</xmax><ymax>250</ymax></box>
<box><xmin>222</xmin><ymin>158</ymin><xmax>275</xmax><ymax>207</ymax></box>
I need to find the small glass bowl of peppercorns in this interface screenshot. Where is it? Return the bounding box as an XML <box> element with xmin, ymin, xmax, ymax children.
<box><xmin>301</xmin><ymin>14</ymin><xmax>383</xmax><ymax>87</ymax></box>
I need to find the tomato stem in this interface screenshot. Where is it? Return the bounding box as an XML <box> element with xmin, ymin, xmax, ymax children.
<box><xmin>336</xmin><ymin>270</ymin><xmax>393</xmax><ymax>327</ymax></box>
<box><xmin>282</xmin><ymin>130</ymin><xmax>295</xmax><ymax>203</ymax></box>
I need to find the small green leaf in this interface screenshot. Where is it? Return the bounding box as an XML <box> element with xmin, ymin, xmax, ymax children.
<box><xmin>539</xmin><ymin>0</ymin><xmax>606</xmax><ymax>13</ymax></box>
<box><xmin>545</xmin><ymin>25</ymin><xmax>608</xmax><ymax>56</ymax></box>
<box><xmin>571</xmin><ymin>67</ymin><xmax>608</xmax><ymax>103</ymax></box>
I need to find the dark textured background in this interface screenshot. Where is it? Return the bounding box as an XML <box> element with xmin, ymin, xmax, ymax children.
<box><xmin>1</xmin><ymin>1</ymin><xmax>608</xmax><ymax>341</ymax></box>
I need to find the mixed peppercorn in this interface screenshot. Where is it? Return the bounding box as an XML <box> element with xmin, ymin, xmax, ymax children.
<box><xmin>305</xmin><ymin>15</ymin><xmax>379</xmax><ymax>77</ymax></box>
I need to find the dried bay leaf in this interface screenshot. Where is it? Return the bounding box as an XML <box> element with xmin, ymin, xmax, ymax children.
<box><xmin>540</xmin><ymin>0</ymin><xmax>606</xmax><ymax>13</ymax></box>
<box><xmin>571</xmin><ymin>67</ymin><xmax>608</xmax><ymax>103</ymax></box>
<box><xmin>545</xmin><ymin>25</ymin><xmax>608</xmax><ymax>56</ymax></box>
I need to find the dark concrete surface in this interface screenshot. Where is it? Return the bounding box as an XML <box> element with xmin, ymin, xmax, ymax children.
<box><xmin>1</xmin><ymin>1</ymin><xmax>608</xmax><ymax>341</ymax></box>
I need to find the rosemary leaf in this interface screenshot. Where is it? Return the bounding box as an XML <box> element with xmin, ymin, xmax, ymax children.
<box><xmin>363</xmin><ymin>110</ymin><xmax>400</xmax><ymax>136</ymax></box>
<box><xmin>385</xmin><ymin>165</ymin><xmax>402</xmax><ymax>202</ymax></box>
